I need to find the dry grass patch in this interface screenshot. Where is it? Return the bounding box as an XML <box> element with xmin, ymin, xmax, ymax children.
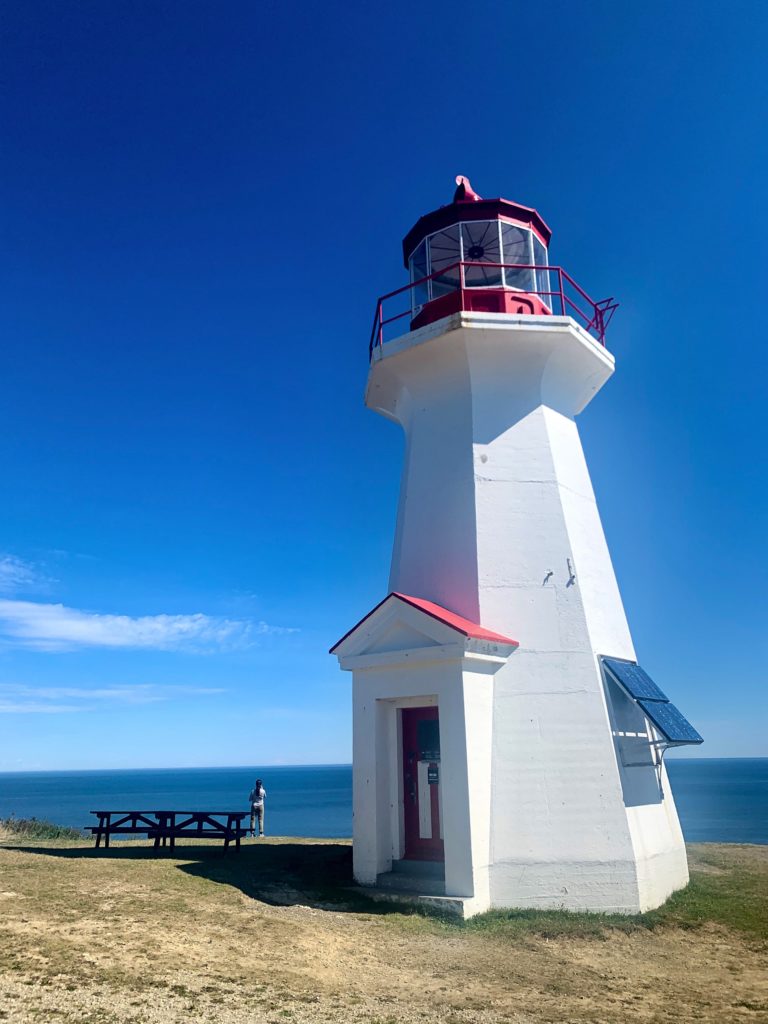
<box><xmin>0</xmin><ymin>830</ymin><xmax>766</xmax><ymax>1023</ymax></box>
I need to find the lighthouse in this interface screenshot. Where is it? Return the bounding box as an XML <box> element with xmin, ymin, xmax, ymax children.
<box><xmin>332</xmin><ymin>177</ymin><xmax>702</xmax><ymax>917</ymax></box>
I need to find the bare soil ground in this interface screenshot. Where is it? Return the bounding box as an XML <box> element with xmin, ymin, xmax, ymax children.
<box><xmin>0</xmin><ymin>833</ymin><xmax>766</xmax><ymax>1024</ymax></box>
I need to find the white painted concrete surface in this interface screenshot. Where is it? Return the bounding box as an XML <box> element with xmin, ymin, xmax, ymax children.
<box><xmin>336</xmin><ymin>311</ymin><xmax>689</xmax><ymax>916</ymax></box>
<box><xmin>335</xmin><ymin>596</ymin><xmax>513</xmax><ymax>902</ymax></box>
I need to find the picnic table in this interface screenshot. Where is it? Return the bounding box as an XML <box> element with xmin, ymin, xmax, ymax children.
<box><xmin>89</xmin><ymin>810</ymin><xmax>249</xmax><ymax>852</ymax></box>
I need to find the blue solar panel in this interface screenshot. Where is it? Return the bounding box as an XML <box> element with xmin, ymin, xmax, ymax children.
<box><xmin>637</xmin><ymin>699</ymin><xmax>704</xmax><ymax>745</ymax></box>
<box><xmin>601</xmin><ymin>656</ymin><xmax>703</xmax><ymax>745</ymax></box>
<box><xmin>601</xmin><ymin>657</ymin><xmax>668</xmax><ymax>701</ymax></box>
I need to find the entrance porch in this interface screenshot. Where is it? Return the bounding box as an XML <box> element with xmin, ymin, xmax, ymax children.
<box><xmin>331</xmin><ymin>592</ymin><xmax>518</xmax><ymax>917</ymax></box>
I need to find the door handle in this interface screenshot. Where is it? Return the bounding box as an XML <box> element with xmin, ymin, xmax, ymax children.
<box><xmin>405</xmin><ymin>771</ymin><xmax>416</xmax><ymax>803</ymax></box>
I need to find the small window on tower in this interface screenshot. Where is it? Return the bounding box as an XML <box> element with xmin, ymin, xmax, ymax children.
<box><xmin>603</xmin><ymin>672</ymin><xmax>656</xmax><ymax>768</ymax></box>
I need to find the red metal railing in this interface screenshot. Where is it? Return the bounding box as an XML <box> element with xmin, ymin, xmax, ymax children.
<box><xmin>369</xmin><ymin>262</ymin><xmax>618</xmax><ymax>358</ymax></box>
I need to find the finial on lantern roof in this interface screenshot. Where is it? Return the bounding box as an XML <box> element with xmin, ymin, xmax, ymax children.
<box><xmin>453</xmin><ymin>175</ymin><xmax>482</xmax><ymax>203</ymax></box>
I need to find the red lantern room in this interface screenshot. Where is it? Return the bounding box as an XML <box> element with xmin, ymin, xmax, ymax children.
<box><xmin>403</xmin><ymin>176</ymin><xmax>553</xmax><ymax>331</ymax></box>
<box><xmin>370</xmin><ymin>177</ymin><xmax>617</xmax><ymax>356</ymax></box>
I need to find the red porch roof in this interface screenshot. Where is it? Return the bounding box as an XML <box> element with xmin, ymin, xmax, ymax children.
<box><xmin>330</xmin><ymin>592</ymin><xmax>519</xmax><ymax>653</ymax></box>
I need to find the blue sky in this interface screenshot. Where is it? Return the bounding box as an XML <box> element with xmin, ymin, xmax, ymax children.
<box><xmin>0</xmin><ymin>0</ymin><xmax>765</xmax><ymax>769</ymax></box>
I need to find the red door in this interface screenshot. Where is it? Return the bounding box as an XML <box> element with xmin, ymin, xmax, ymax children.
<box><xmin>401</xmin><ymin>706</ymin><xmax>444</xmax><ymax>862</ymax></box>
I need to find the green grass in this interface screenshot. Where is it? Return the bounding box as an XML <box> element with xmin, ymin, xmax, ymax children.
<box><xmin>2</xmin><ymin>825</ymin><xmax>765</xmax><ymax>945</ymax></box>
<box><xmin>646</xmin><ymin>846</ymin><xmax>768</xmax><ymax>940</ymax></box>
<box><xmin>464</xmin><ymin>846</ymin><xmax>768</xmax><ymax>942</ymax></box>
<box><xmin>0</xmin><ymin>817</ymin><xmax>84</xmax><ymax>841</ymax></box>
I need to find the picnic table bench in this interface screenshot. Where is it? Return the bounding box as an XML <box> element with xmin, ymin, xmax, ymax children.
<box><xmin>89</xmin><ymin>811</ymin><xmax>249</xmax><ymax>852</ymax></box>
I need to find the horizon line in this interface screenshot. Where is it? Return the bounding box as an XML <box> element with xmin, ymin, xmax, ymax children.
<box><xmin>1</xmin><ymin>756</ymin><xmax>766</xmax><ymax>775</ymax></box>
<box><xmin>0</xmin><ymin>762</ymin><xmax>355</xmax><ymax>775</ymax></box>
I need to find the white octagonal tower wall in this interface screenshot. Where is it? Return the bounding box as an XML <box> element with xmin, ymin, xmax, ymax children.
<box><xmin>364</xmin><ymin>312</ymin><xmax>690</xmax><ymax>913</ymax></box>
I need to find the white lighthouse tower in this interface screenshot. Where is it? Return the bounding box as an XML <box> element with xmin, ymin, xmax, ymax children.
<box><xmin>332</xmin><ymin>177</ymin><xmax>702</xmax><ymax>918</ymax></box>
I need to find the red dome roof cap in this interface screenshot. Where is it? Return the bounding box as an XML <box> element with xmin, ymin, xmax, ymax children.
<box><xmin>401</xmin><ymin>176</ymin><xmax>552</xmax><ymax>266</ymax></box>
<box><xmin>454</xmin><ymin>175</ymin><xmax>482</xmax><ymax>203</ymax></box>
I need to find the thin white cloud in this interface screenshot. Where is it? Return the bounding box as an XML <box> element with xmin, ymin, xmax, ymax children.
<box><xmin>0</xmin><ymin>599</ymin><xmax>292</xmax><ymax>652</ymax></box>
<box><xmin>0</xmin><ymin>683</ymin><xmax>228</xmax><ymax>714</ymax></box>
<box><xmin>0</xmin><ymin>701</ymin><xmax>82</xmax><ymax>714</ymax></box>
<box><xmin>0</xmin><ymin>555</ymin><xmax>40</xmax><ymax>594</ymax></box>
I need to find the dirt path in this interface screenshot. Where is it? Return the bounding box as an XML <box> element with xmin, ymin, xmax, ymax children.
<box><xmin>0</xmin><ymin>837</ymin><xmax>766</xmax><ymax>1023</ymax></box>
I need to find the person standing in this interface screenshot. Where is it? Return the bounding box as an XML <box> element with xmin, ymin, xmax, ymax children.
<box><xmin>249</xmin><ymin>778</ymin><xmax>266</xmax><ymax>837</ymax></box>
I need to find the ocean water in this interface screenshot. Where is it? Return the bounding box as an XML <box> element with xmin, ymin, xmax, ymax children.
<box><xmin>0</xmin><ymin>765</ymin><xmax>352</xmax><ymax>838</ymax></box>
<box><xmin>666</xmin><ymin>758</ymin><xmax>768</xmax><ymax>844</ymax></box>
<box><xmin>0</xmin><ymin>759</ymin><xmax>765</xmax><ymax>844</ymax></box>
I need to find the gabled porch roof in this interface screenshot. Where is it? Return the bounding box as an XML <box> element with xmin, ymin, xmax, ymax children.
<box><xmin>330</xmin><ymin>592</ymin><xmax>518</xmax><ymax>654</ymax></box>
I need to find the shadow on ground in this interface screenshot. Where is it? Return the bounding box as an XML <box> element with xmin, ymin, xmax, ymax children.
<box><xmin>1</xmin><ymin>840</ymin><xmax>423</xmax><ymax>917</ymax></box>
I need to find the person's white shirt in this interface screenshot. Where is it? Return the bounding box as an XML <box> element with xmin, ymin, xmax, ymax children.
<box><xmin>249</xmin><ymin>786</ymin><xmax>266</xmax><ymax>808</ymax></box>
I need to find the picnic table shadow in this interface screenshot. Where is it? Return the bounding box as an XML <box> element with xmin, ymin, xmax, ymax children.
<box><xmin>7</xmin><ymin>840</ymin><xmax>421</xmax><ymax>917</ymax></box>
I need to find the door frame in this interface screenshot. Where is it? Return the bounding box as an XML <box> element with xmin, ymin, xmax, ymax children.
<box><xmin>400</xmin><ymin>705</ymin><xmax>444</xmax><ymax>862</ymax></box>
<box><xmin>384</xmin><ymin>695</ymin><xmax>438</xmax><ymax>864</ymax></box>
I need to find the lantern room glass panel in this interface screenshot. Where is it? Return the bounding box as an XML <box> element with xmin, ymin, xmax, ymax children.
<box><xmin>408</xmin><ymin>219</ymin><xmax>551</xmax><ymax>316</ymax></box>
<box><xmin>532</xmin><ymin>235</ymin><xmax>551</xmax><ymax>308</ymax></box>
<box><xmin>461</xmin><ymin>221</ymin><xmax>502</xmax><ymax>287</ymax></box>
<box><xmin>500</xmin><ymin>224</ymin><xmax>534</xmax><ymax>291</ymax></box>
<box><xmin>410</xmin><ymin>240</ymin><xmax>429</xmax><ymax>309</ymax></box>
<box><xmin>427</xmin><ymin>224</ymin><xmax>461</xmax><ymax>297</ymax></box>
